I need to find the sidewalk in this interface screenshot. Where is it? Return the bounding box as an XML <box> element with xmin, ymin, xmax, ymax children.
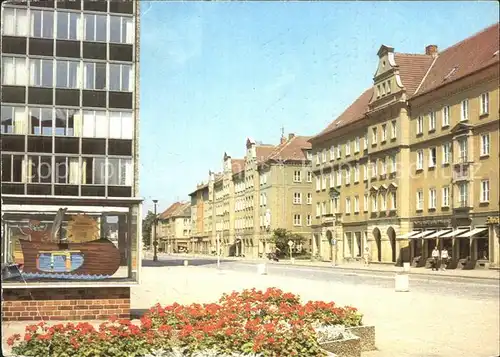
<box><xmin>150</xmin><ymin>252</ymin><xmax>500</xmax><ymax>280</ymax></box>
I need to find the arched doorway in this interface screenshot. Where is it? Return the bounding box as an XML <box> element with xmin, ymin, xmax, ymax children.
<box><xmin>387</xmin><ymin>227</ymin><xmax>396</xmax><ymax>263</ymax></box>
<box><xmin>372</xmin><ymin>228</ymin><xmax>382</xmax><ymax>262</ymax></box>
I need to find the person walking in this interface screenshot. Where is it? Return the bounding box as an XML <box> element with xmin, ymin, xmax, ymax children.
<box><xmin>431</xmin><ymin>246</ymin><xmax>440</xmax><ymax>271</ymax></box>
<box><xmin>440</xmin><ymin>248</ymin><xmax>449</xmax><ymax>271</ymax></box>
<box><xmin>363</xmin><ymin>246</ymin><xmax>370</xmax><ymax>267</ymax></box>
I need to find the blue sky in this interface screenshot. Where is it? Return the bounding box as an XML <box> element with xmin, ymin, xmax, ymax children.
<box><xmin>139</xmin><ymin>1</ymin><xmax>498</xmax><ymax>213</ymax></box>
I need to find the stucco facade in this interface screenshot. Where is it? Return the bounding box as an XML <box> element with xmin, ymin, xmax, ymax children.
<box><xmin>309</xmin><ymin>23</ymin><xmax>499</xmax><ymax>268</ymax></box>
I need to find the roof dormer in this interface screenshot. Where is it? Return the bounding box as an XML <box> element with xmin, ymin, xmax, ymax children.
<box><xmin>370</xmin><ymin>44</ymin><xmax>401</xmax><ymax>105</ymax></box>
<box><xmin>374</xmin><ymin>45</ymin><xmax>396</xmax><ymax>79</ymax></box>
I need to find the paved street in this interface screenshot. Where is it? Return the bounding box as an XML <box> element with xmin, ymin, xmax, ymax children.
<box><xmin>143</xmin><ymin>255</ymin><xmax>500</xmax><ymax>301</ymax></box>
<box><xmin>134</xmin><ymin>256</ymin><xmax>500</xmax><ymax>357</ymax></box>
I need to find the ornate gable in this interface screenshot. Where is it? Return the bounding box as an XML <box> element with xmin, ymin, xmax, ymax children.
<box><xmin>450</xmin><ymin>122</ymin><xmax>473</xmax><ymax>134</ymax></box>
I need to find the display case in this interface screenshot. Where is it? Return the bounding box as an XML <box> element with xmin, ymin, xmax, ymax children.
<box><xmin>1</xmin><ymin>195</ymin><xmax>141</xmax><ymax>287</ymax></box>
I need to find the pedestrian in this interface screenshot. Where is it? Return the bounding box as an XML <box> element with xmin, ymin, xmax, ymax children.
<box><xmin>363</xmin><ymin>246</ymin><xmax>370</xmax><ymax>267</ymax></box>
<box><xmin>440</xmin><ymin>248</ymin><xmax>449</xmax><ymax>271</ymax></box>
<box><xmin>431</xmin><ymin>246</ymin><xmax>440</xmax><ymax>271</ymax></box>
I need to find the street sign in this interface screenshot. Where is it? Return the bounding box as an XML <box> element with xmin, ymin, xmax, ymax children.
<box><xmin>288</xmin><ymin>240</ymin><xmax>294</xmax><ymax>247</ymax></box>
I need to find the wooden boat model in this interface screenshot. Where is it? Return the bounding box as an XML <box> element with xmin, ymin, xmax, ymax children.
<box><xmin>19</xmin><ymin>239</ymin><xmax>121</xmax><ymax>277</ymax></box>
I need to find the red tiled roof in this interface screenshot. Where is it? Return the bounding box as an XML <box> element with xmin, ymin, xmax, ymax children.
<box><xmin>267</xmin><ymin>136</ymin><xmax>312</xmax><ymax>161</ymax></box>
<box><xmin>231</xmin><ymin>159</ymin><xmax>245</xmax><ymax>174</ymax></box>
<box><xmin>310</xmin><ymin>88</ymin><xmax>373</xmax><ymax>141</ymax></box>
<box><xmin>415</xmin><ymin>23</ymin><xmax>499</xmax><ymax>96</ymax></box>
<box><xmin>158</xmin><ymin>202</ymin><xmax>182</xmax><ymax>219</ymax></box>
<box><xmin>256</xmin><ymin>145</ymin><xmax>276</xmax><ymax>163</ymax></box>
<box><xmin>170</xmin><ymin>202</ymin><xmax>191</xmax><ymax>218</ymax></box>
<box><xmin>394</xmin><ymin>53</ymin><xmax>435</xmax><ymax>96</ymax></box>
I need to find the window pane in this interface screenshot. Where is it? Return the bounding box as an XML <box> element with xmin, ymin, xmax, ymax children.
<box><xmin>2</xmin><ymin>8</ymin><xmax>15</xmax><ymax>35</ymax></box>
<box><xmin>84</xmin><ymin>63</ymin><xmax>93</xmax><ymax>89</ymax></box>
<box><xmin>42</xmin><ymin>11</ymin><xmax>54</xmax><ymax>38</ymax></box>
<box><xmin>82</xmin><ymin>111</ymin><xmax>95</xmax><ymax>137</ymax></box>
<box><xmin>15</xmin><ymin>57</ymin><xmax>27</xmax><ymax>86</ymax></box>
<box><xmin>109</xmin><ymin>64</ymin><xmax>120</xmax><ymax>91</ymax></box>
<box><xmin>107</xmin><ymin>158</ymin><xmax>120</xmax><ymax>185</ymax></box>
<box><xmin>1</xmin><ymin>106</ymin><xmax>14</xmax><ymax>134</ymax></box>
<box><xmin>32</xmin><ymin>10</ymin><xmax>42</xmax><ymax>37</ymax></box>
<box><xmin>121</xmin><ymin>65</ymin><xmax>131</xmax><ymax>91</ymax></box>
<box><xmin>42</xmin><ymin>60</ymin><xmax>53</xmax><ymax>87</ymax></box>
<box><xmin>57</xmin><ymin>12</ymin><xmax>68</xmax><ymax>39</ymax></box>
<box><xmin>68</xmin><ymin>61</ymin><xmax>78</xmax><ymax>88</ymax></box>
<box><xmin>109</xmin><ymin>112</ymin><xmax>121</xmax><ymax>138</ymax></box>
<box><xmin>68</xmin><ymin>13</ymin><xmax>79</xmax><ymax>40</ymax></box>
<box><xmin>55</xmin><ymin>157</ymin><xmax>68</xmax><ymax>184</ymax></box>
<box><xmin>95</xmin><ymin>63</ymin><xmax>106</xmax><ymax>89</ymax></box>
<box><xmin>94</xmin><ymin>111</ymin><xmax>107</xmax><ymax>138</ymax></box>
<box><xmin>84</xmin><ymin>14</ymin><xmax>94</xmax><ymax>41</ymax></box>
<box><xmin>2</xmin><ymin>57</ymin><xmax>15</xmax><ymax>85</ymax></box>
<box><xmin>110</xmin><ymin>16</ymin><xmax>121</xmax><ymax>43</ymax></box>
<box><xmin>55</xmin><ymin>108</ymin><xmax>68</xmax><ymax>135</ymax></box>
<box><xmin>95</xmin><ymin>14</ymin><xmax>107</xmax><ymax>42</ymax></box>
<box><xmin>29</xmin><ymin>107</ymin><xmax>41</xmax><ymax>135</ymax></box>
<box><xmin>41</xmin><ymin>108</ymin><xmax>53</xmax><ymax>136</ymax></box>
<box><xmin>30</xmin><ymin>59</ymin><xmax>41</xmax><ymax>86</ymax></box>
<box><xmin>94</xmin><ymin>158</ymin><xmax>106</xmax><ymax>184</ymax></box>
<box><xmin>56</xmin><ymin>61</ymin><xmax>68</xmax><ymax>87</ymax></box>
<box><xmin>16</xmin><ymin>8</ymin><xmax>29</xmax><ymax>36</ymax></box>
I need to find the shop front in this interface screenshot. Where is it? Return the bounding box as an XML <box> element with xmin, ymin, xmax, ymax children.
<box><xmin>1</xmin><ymin>195</ymin><xmax>142</xmax><ymax>321</ymax></box>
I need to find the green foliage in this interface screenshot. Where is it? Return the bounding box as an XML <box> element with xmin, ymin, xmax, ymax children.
<box><xmin>270</xmin><ymin>229</ymin><xmax>306</xmax><ymax>257</ymax></box>
<box><xmin>142</xmin><ymin>210</ymin><xmax>157</xmax><ymax>247</ymax></box>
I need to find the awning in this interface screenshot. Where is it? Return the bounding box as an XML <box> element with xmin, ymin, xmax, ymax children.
<box><xmin>457</xmin><ymin>227</ymin><xmax>488</xmax><ymax>238</ymax></box>
<box><xmin>424</xmin><ymin>230</ymin><xmax>452</xmax><ymax>238</ymax></box>
<box><xmin>411</xmin><ymin>230</ymin><xmax>436</xmax><ymax>239</ymax></box>
<box><xmin>440</xmin><ymin>228</ymin><xmax>469</xmax><ymax>238</ymax></box>
<box><xmin>397</xmin><ymin>231</ymin><xmax>419</xmax><ymax>239</ymax></box>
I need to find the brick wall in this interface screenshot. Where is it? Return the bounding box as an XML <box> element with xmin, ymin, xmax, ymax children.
<box><xmin>2</xmin><ymin>287</ymin><xmax>130</xmax><ymax>321</ymax></box>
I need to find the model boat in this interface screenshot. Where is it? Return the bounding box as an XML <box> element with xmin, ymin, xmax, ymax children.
<box><xmin>15</xmin><ymin>208</ymin><xmax>121</xmax><ymax>280</ymax></box>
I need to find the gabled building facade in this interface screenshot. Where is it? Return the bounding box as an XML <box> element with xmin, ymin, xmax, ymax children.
<box><xmin>309</xmin><ymin>23</ymin><xmax>499</xmax><ymax>268</ymax></box>
<box><xmin>156</xmin><ymin>201</ymin><xmax>191</xmax><ymax>253</ymax></box>
<box><xmin>189</xmin><ymin>133</ymin><xmax>314</xmax><ymax>258</ymax></box>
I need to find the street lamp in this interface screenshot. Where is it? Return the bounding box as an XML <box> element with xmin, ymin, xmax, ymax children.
<box><xmin>153</xmin><ymin>199</ymin><xmax>158</xmax><ymax>262</ymax></box>
<box><xmin>328</xmin><ymin>188</ymin><xmax>339</xmax><ymax>267</ymax></box>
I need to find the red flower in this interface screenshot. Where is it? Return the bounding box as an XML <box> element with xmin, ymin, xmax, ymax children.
<box><xmin>24</xmin><ymin>334</ymin><xmax>32</xmax><ymax>342</ymax></box>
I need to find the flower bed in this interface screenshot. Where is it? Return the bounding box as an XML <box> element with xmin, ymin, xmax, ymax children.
<box><xmin>7</xmin><ymin>287</ymin><xmax>369</xmax><ymax>357</ymax></box>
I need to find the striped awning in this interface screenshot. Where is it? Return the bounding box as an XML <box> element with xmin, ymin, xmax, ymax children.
<box><xmin>457</xmin><ymin>227</ymin><xmax>488</xmax><ymax>238</ymax></box>
<box><xmin>440</xmin><ymin>228</ymin><xmax>469</xmax><ymax>238</ymax></box>
<box><xmin>411</xmin><ymin>230</ymin><xmax>436</xmax><ymax>239</ymax></box>
<box><xmin>397</xmin><ymin>231</ymin><xmax>419</xmax><ymax>239</ymax></box>
<box><xmin>424</xmin><ymin>230</ymin><xmax>452</xmax><ymax>239</ymax></box>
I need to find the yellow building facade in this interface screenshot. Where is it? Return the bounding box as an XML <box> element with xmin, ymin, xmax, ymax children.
<box><xmin>189</xmin><ymin>134</ymin><xmax>314</xmax><ymax>258</ymax></box>
<box><xmin>309</xmin><ymin>23</ymin><xmax>499</xmax><ymax>268</ymax></box>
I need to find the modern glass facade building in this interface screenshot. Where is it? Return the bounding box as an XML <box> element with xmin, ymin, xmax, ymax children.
<box><xmin>1</xmin><ymin>0</ymin><xmax>141</xmax><ymax>291</ymax></box>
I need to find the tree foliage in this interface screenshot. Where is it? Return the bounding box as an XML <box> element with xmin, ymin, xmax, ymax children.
<box><xmin>142</xmin><ymin>210</ymin><xmax>157</xmax><ymax>248</ymax></box>
<box><xmin>271</xmin><ymin>228</ymin><xmax>306</xmax><ymax>257</ymax></box>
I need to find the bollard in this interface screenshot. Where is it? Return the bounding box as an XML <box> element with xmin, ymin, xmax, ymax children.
<box><xmin>183</xmin><ymin>260</ymin><xmax>188</xmax><ymax>267</ymax></box>
<box><xmin>291</xmin><ymin>258</ymin><xmax>295</xmax><ymax>264</ymax></box>
<box><xmin>257</xmin><ymin>263</ymin><xmax>267</xmax><ymax>275</ymax></box>
<box><xmin>403</xmin><ymin>262</ymin><xmax>410</xmax><ymax>272</ymax></box>
<box><xmin>395</xmin><ymin>273</ymin><xmax>409</xmax><ymax>292</ymax></box>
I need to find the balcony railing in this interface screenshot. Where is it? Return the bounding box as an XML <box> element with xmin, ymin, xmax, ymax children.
<box><xmin>454</xmin><ymin>155</ymin><xmax>469</xmax><ymax>165</ymax></box>
<box><xmin>453</xmin><ymin>166</ymin><xmax>470</xmax><ymax>182</ymax></box>
<box><xmin>455</xmin><ymin>198</ymin><xmax>470</xmax><ymax>208</ymax></box>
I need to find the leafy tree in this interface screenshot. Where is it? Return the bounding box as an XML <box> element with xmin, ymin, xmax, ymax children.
<box><xmin>271</xmin><ymin>228</ymin><xmax>306</xmax><ymax>258</ymax></box>
<box><xmin>142</xmin><ymin>210</ymin><xmax>157</xmax><ymax>248</ymax></box>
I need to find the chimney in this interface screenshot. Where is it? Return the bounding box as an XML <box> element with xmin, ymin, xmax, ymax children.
<box><xmin>288</xmin><ymin>133</ymin><xmax>295</xmax><ymax>141</ymax></box>
<box><xmin>425</xmin><ymin>45</ymin><xmax>438</xmax><ymax>57</ymax></box>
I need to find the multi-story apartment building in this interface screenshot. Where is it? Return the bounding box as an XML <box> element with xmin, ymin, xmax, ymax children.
<box><xmin>155</xmin><ymin>202</ymin><xmax>191</xmax><ymax>253</ymax></box>
<box><xmin>190</xmin><ymin>133</ymin><xmax>313</xmax><ymax>258</ymax></box>
<box><xmin>1</xmin><ymin>0</ymin><xmax>141</xmax><ymax>320</ymax></box>
<box><xmin>188</xmin><ymin>182</ymin><xmax>211</xmax><ymax>254</ymax></box>
<box><xmin>309</xmin><ymin>23</ymin><xmax>499</xmax><ymax>269</ymax></box>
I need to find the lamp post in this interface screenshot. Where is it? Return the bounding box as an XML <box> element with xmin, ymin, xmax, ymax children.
<box><xmin>153</xmin><ymin>199</ymin><xmax>158</xmax><ymax>262</ymax></box>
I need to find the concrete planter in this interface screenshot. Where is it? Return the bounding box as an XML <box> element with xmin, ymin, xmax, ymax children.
<box><xmin>320</xmin><ymin>336</ymin><xmax>361</xmax><ymax>357</ymax></box>
<box><xmin>346</xmin><ymin>325</ymin><xmax>376</xmax><ymax>351</ymax></box>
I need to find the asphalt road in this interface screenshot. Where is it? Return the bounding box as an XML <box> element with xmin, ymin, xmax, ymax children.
<box><xmin>143</xmin><ymin>256</ymin><xmax>500</xmax><ymax>301</ymax></box>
